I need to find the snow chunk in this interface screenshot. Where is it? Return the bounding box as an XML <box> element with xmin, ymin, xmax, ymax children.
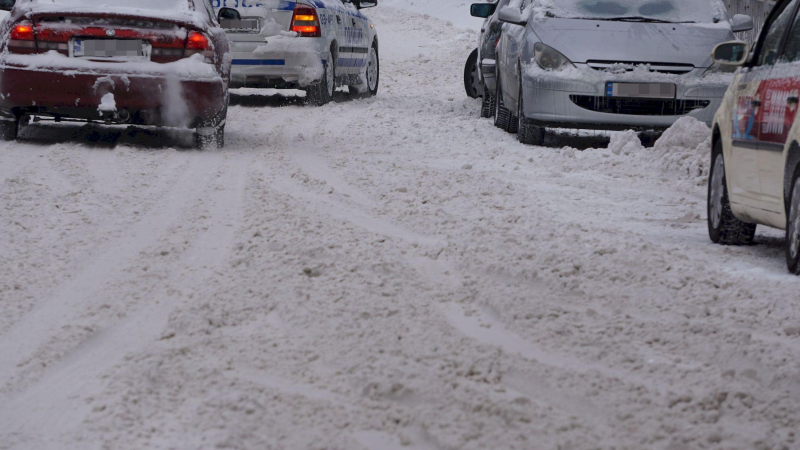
<box><xmin>651</xmin><ymin>117</ymin><xmax>712</xmax><ymax>185</ymax></box>
<box><xmin>97</xmin><ymin>93</ymin><xmax>117</xmax><ymax>115</ymax></box>
<box><xmin>608</xmin><ymin>130</ymin><xmax>643</xmax><ymax>156</ymax></box>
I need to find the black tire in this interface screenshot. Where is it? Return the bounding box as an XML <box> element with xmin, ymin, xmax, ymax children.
<box><xmin>786</xmin><ymin>167</ymin><xmax>800</xmax><ymax>274</ymax></box>
<box><xmin>494</xmin><ymin>75</ymin><xmax>515</xmax><ymax>132</ymax></box>
<box><xmin>517</xmin><ymin>80</ymin><xmax>544</xmax><ymax>146</ymax></box>
<box><xmin>365</xmin><ymin>41</ymin><xmax>379</xmax><ymax>97</ymax></box>
<box><xmin>708</xmin><ymin>142</ymin><xmax>756</xmax><ymax>245</ymax></box>
<box><xmin>480</xmin><ymin>86</ymin><xmax>495</xmax><ymax>118</ymax></box>
<box><xmin>464</xmin><ymin>49</ymin><xmax>482</xmax><ymax>99</ymax></box>
<box><xmin>0</xmin><ymin>116</ymin><xmax>19</xmax><ymax>141</ymax></box>
<box><xmin>196</xmin><ymin>97</ymin><xmax>227</xmax><ymax>150</ymax></box>
<box><xmin>196</xmin><ymin>125</ymin><xmax>225</xmax><ymax>150</ymax></box>
<box><xmin>307</xmin><ymin>49</ymin><xmax>335</xmax><ymax>106</ymax></box>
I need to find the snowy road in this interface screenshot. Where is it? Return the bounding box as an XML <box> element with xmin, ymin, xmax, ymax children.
<box><xmin>2</xmin><ymin>6</ymin><xmax>800</xmax><ymax>450</ymax></box>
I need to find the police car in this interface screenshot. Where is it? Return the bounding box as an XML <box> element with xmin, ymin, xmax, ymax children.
<box><xmin>213</xmin><ymin>0</ymin><xmax>379</xmax><ymax>105</ymax></box>
<box><xmin>708</xmin><ymin>0</ymin><xmax>800</xmax><ymax>274</ymax></box>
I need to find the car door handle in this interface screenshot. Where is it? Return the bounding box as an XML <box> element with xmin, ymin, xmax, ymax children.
<box><xmin>751</xmin><ymin>100</ymin><xmax>762</xmax><ymax>107</ymax></box>
<box><xmin>336</xmin><ymin>15</ymin><xmax>342</xmax><ymax>24</ymax></box>
<box><xmin>352</xmin><ymin>18</ymin><xmax>357</xmax><ymax>26</ymax></box>
<box><xmin>789</xmin><ymin>96</ymin><xmax>799</xmax><ymax>105</ymax></box>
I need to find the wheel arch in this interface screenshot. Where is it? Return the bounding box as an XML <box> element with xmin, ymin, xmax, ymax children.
<box><xmin>785</xmin><ymin>141</ymin><xmax>800</xmax><ymax>210</ymax></box>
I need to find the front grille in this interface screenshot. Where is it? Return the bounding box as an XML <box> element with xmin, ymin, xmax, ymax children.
<box><xmin>586</xmin><ymin>60</ymin><xmax>694</xmax><ymax>75</ymax></box>
<box><xmin>570</xmin><ymin>95</ymin><xmax>711</xmax><ymax>116</ymax></box>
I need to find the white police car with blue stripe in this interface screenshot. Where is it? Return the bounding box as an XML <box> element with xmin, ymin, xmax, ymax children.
<box><xmin>214</xmin><ymin>0</ymin><xmax>379</xmax><ymax>105</ymax></box>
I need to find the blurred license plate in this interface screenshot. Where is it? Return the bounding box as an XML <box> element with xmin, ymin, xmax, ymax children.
<box><xmin>72</xmin><ymin>39</ymin><xmax>145</xmax><ymax>58</ymax></box>
<box><xmin>220</xmin><ymin>19</ymin><xmax>260</xmax><ymax>31</ymax></box>
<box><xmin>606</xmin><ymin>82</ymin><xmax>676</xmax><ymax>99</ymax></box>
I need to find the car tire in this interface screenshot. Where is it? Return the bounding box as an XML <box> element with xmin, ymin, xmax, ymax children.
<box><xmin>464</xmin><ymin>49</ymin><xmax>482</xmax><ymax>99</ymax></box>
<box><xmin>494</xmin><ymin>75</ymin><xmax>514</xmax><ymax>132</ymax></box>
<box><xmin>195</xmin><ymin>97</ymin><xmax>227</xmax><ymax>150</ymax></box>
<box><xmin>365</xmin><ymin>41</ymin><xmax>379</xmax><ymax>97</ymax></box>
<box><xmin>707</xmin><ymin>141</ymin><xmax>756</xmax><ymax>245</ymax></box>
<box><xmin>786</xmin><ymin>168</ymin><xmax>800</xmax><ymax>274</ymax></box>
<box><xmin>480</xmin><ymin>85</ymin><xmax>495</xmax><ymax>118</ymax></box>
<box><xmin>307</xmin><ymin>49</ymin><xmax>335</xmax><ymax>106</ymax></box>
<box><xmin>0</xmin><ymin>116</ymin><xmax>19</xmax><ymax>141</ymax></box>
<box><xmin>517</xmin><ymin>80</ymin><xmax>544</xmax><ymax>146</ymax></box>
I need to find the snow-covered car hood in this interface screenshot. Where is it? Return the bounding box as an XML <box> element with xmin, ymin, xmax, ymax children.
<box><xmin>531</xmin><ymin>19</ymin><xmax>736</xmax><ymax>68</ymax></box>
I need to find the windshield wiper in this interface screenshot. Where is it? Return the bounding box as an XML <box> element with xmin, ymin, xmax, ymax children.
<box><xmin>594</xmin><ymin>16</ymin><xmax>686</xmax><ymax>23</ymax></box>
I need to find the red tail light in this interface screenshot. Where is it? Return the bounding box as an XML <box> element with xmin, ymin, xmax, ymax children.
<box><xmin>8</xmin><ymin>21</ymin><xmax>36</xmax><ymax>53</ymax></box>
<box><xmin>291</xmin><ymin>5</ymin><xmax>321</xmax><ymax>37</ymax></box>
<box><xmin>184</xmin><ymin>30</ymin><xmax>212</xmax><ymax>61</ymax></box>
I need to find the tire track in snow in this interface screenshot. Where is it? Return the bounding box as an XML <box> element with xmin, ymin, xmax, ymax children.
<box><xmin>0</xmin><ymin>150</ymin><xmax>252</xmax><ymax>448</ymax></box>
<box><xmin>0</xmin><ymin>152</ymin><xmax>229</xmax><ymax>392</ymax></box>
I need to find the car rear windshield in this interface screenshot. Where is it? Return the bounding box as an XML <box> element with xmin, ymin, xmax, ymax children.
<box><xmin>31</xmin><ymin>0</ymin><xmax>191</xmax><ymax>12</ymax></box>
<box><xmin>534</xmin><ymin>0</ymin><xmax>727</xmax><ymax>24</ymax></box>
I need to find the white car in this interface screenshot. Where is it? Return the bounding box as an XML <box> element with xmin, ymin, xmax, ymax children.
<box><xmin>213</xmin><ymin>0</ymin><xmax>379</xmax><ymax>105</ymax></box>
<box><xmin>707</xmin><ymin>0</ymin><xmax>800</xmax><ymax>274</ymax></box>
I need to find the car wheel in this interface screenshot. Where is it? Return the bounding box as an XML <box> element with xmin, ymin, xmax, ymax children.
<box><xmin>464</xmin><ymin>49</ymin><xmax>482</xmax><ymax>99</ymax></box>
<box><xmin>707</xmin><ymin>142</ymin><xmax>756</xmax><ymax>245</ymax></box>
<box><xmin>365</xmin><ymin>41</ymin><xmax>379</xmax><ymax>97</ymax></box>
<box><xmin>307</xmin><ymin>50</ymin><xmax>335</xmax><ymax>106</ymax></box>
<box><xmin>196</xmin><ymin>97</ymin><xmax>227</xmax><ymax>150</ymax></box>
<box><xmin>480</xmin><ymin>85</ymin><xmax>495</xmax><ymax>118</ymax></box>
<box><xmin>786</xmin><ymin>168</ymin><xmax>800</xmax><ymax>274</ymax></box>
<box><xmin>517</xmin><ymin>80</ymin><xmax>544</xmax><ymax>146</ymax></box>
<box><xmin>494</xmin><ymin>75</ymin><xmax>513</xmax><ymax>131</ymax></box>
<box><xmin>0</xmin><ymin>116</ymin><xmax>19</xmax><ymax>141</ymax></box>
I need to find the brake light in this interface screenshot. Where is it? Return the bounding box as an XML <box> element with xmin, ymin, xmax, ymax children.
<box><xmin>291</xmin><ymin>5</ymin><xmax>321</xmax><ymax>37</ymax></box>
<box><xmin>8</xmin><ymin>21</ymin><xmax>36</xmax><ymax>53</ymax></box>
<box><xmin>184</xmin><ymin>31</ymin><xmax>212</xmax><ymax>61</ymax></box>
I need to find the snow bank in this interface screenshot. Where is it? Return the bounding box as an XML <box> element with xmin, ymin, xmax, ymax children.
<box><xmin>650</xmin><ymin>116</ymin><xmax>713</xmax><ymax>185</ymax></box>
<box><xmin>540</xmin><ymin>117</ymin><xmax>712</xmax><ymax>187</ymax></box>
<box><xmin>379</xmin><ymin>0</ymin><xmax>487</xmax><ymax>30</ymax></box>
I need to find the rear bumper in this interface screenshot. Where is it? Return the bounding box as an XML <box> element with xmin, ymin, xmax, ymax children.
<box><xmin>0</xmin><ymin>57</ymin><xmax>226</xmax><ymax>127</ymax></box>
<box><xmin>228</xmin><ymin>36</ymin><xmax>326</xmax><ymax>89</ymax></box>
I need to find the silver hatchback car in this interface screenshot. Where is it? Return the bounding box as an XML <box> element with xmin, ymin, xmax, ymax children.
<box><xmin>494</xmin><ymin>0</ymin><xmax>755</xmax><ymax>145</ymax></box>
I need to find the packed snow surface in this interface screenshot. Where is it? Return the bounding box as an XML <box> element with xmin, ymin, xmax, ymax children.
<box><xmin>1</xmin><ymin>4</ymin><xmax>799</xmax><ymax>450</ymax></box>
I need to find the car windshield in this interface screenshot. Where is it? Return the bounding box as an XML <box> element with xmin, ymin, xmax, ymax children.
<box><xmin>533</xmin><ymin>0</ymin><xmax>727</xmax><ymax>24</ymax></box>
<box><xmin>31</xmin><ymin>0</ymin><xmax>190</xmax><ymax>12</ymax></box>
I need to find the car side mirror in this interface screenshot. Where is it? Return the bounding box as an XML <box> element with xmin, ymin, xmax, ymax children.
<box><xmin>218</xmin><ymin>7</ymin><xmax>241</xmax><ymax>21</ymax></box>
<box><xmin>353</xmin><ymin>0</ymin><xmax>377</xmax><ymax>9</ymax></box>
<box><xmin>712</xmin><ymin>41</ymin><xmax>749</xmax><ymax>66</ymax></box>
<box><xmin>731</xmin><ymin>14</ymin><xmax>754</xmax><ymax>32</ymax></box>
<box><xmin>497</xmin><ymin>6</ymin><xmax>526</xmax><ymax>26</ymax></box>
<box><xmin>471</xmin><ymin>3</ymin><xmax>497</xmax><ymax>18</ymax></box>
<box><xmin>0</xmin><ymin>0</ymin><xmax>15</xmax><ymax>11</ymax></box>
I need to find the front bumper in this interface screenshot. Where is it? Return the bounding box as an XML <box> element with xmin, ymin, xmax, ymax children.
<box><xmin>0</xmin><ymin>56</ymin><xmax>226</xmax><ymax>127</ymax></box>
<box><xmin>522</xmin><ymin>65</ymin><xmax>729</xmax><ymax>130</ymax></box>
<box><xmin>480</xmin><ymin>58</ymin><xmax>496</xmax><ymax>92</ymax></box>
<box><xmin>228</xmin><ymin>36</ymin><xmax>325</xmax><ymax>89</ymax></box>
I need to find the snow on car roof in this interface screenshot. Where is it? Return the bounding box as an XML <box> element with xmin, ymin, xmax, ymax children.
<box><xmin>31</xmin><ymin>0</ymin><xmax>191</xmax><ymax>10</ymax></box>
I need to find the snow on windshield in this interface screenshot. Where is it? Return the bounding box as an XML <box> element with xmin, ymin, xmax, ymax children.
<box><xmin>534</xmin><ymin>0</ymin><xmax>727</xmax><ymax>24</ymax></box>
<box><xmin>31</xmin><ymin>0</ymin><xmax>190</xmax><ymax>12</ymax></box>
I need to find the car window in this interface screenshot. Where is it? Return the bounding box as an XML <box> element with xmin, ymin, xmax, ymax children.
<box><xmin>781</xmin><ymin>9</ymin><xmax>800</xmax><ymax>62</ymax></box>
<box><xmin>757</xmin><ymin>0</ymin><xmax>800</xmax><ymax>66</ymax></box>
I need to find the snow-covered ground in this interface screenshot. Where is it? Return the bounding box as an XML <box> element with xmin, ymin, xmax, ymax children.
<box><xmin>1</xmin><ymin>4</ymin><xmax>800</xmax><ymax>450</ymax></box>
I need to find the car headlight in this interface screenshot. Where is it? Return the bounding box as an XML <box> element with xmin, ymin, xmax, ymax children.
<box><xmin>702</xmin><ymin>62</ymin><xmax>738</xmax><ymax>76</ymax></box>
<box><xmin>534</xmin><ymin>42</ymin><xmax>575</xmax><ymax>71</ymax></box>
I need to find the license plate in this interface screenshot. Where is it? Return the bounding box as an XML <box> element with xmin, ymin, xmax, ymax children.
<box><xmin>72</xmin><ymin>39</ymin><xmax>145</xmax><ymax>58</ymax></box>
<box><xmin>606</xmin><ymin>82</ymin><xmax>676</xmax><ymax>99</ymax></box>
<box><xmin>220</xmin><ymin>19</ymin><xmax>260</xmax><ymax>31</ymax></box>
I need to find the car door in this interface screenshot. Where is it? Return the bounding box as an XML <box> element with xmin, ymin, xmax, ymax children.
<box><xmin>758</xmin><ymin>6</ymin><xmax>800</xmax><ymax>217</ymax></box>
<box><xmin>729</xmin><ymin>0</ymin><xmax>799</xmax><ymax>210</ymax></box>
<box><xmin>500</xmin><ymin>0</ymin><xmax>529</xmax><ymax>111</ymax></box>
<box><xmin>348</xmin><ymin>1</ymin><xmax>370</xmax><ymax>72</ymax></box>
<box><xmin>335</xmin><ymin>0</ymin><xmax>362</xmax><ymax>75</ymax></box>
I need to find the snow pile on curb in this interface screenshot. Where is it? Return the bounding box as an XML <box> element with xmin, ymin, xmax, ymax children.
<box><xmin>649</xmin><ymin>117</ymin><xmax>712</xmax><ymax>185</ymax></box>
<box><xmin>541</xmin><ymin>117</ymin><xmax>712</xmax><ymax>188</ymax></box>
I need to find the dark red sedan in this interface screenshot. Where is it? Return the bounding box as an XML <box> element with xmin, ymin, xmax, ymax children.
<box><xmin>0</xmin><ymin>0</ymin><xmax>231</xmax><ymax>148</ymax></box>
